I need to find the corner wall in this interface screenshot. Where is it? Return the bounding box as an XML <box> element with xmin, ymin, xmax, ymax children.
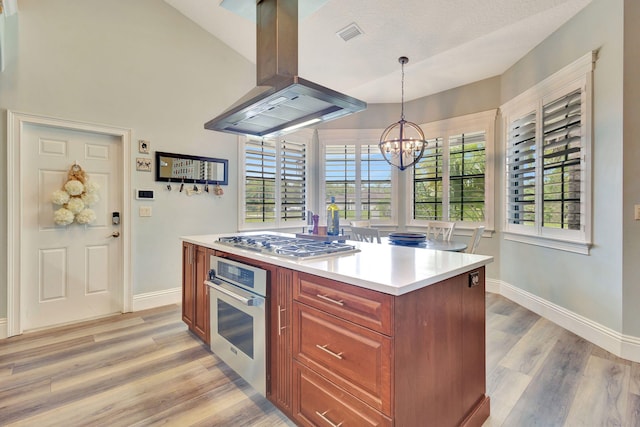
<box><xmin>622</xmin><ymin>0</ymin><xmax>640</xmax><ymax>338</ymax></box>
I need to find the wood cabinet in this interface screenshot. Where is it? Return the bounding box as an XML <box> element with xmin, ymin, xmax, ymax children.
<box><xmin>181</xmin><ymin>242</ymin><xmax>195</xmax><ymax>330</ymax></box>
<box><xmin>183</xmin><ymin>246</ymin><xmax>488</xmax><ymax>426</ymax></box>
<box><xmin>462</xmin><ymin>270</ymin><xmax>488</xmax><ymax>422</ymax></box>
<box><xmin>181</xmin><ymin>242</ymin><xmax>211</xmax><ymax>344</ymax></box>
<box><xmin>271</xmin><ymin>267</ymin><xmax>294</xmax><ymax>416</ymax></box>
<box><xmin>292</xmin><ymin>268</ymin><xmax>489</xmax><ymax>427</ymax></box>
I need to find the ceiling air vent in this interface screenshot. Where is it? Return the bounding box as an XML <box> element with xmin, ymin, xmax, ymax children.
<box><xmin>337</xmin><ymin>23</ymin><xmax>363</xmax><ymax>42</ymax></box>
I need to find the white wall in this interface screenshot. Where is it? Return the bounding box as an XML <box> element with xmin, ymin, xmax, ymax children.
<box><xmin>499</xmin><ymin>0</ymin><xmax>625</xmax><ymax>332</ymax></box>
<box><xmin>622</xmin><ymin>0</ymin><xmax>640</xmax><ymax>337</ymax></box>
<box><xmin>0</xmin><ymin>0</ymin><xmax>257</xmax><ymax>316</ymax></box>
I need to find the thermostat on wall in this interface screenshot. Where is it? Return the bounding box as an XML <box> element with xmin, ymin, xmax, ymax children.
<box><xmin>135</xmin><ymin>189</ymin><xmax>155</xmax><ymax>200</ymax></box>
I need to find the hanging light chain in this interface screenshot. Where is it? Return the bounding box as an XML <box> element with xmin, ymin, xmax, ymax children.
<box><xmin>400</xmin><ymin>58</ymin><xmax>405</xmax><ymax>121</ymax></box>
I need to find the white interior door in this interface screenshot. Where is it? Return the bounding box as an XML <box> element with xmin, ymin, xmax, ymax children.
<box><xmin>21</xmin><ymin>122</ymin><xmax>123</xmax><ymax>330</ymax></box>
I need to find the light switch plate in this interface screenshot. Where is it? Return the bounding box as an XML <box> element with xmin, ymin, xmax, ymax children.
<box><xmin>635</xmin><ymin>204</ymin><xmax>640</xmax><ymax>220</ymax></box>
<box><xmin>139</xmin><ymin>206</ymin><xmax>152</xmax><ymax>217</ymax></box>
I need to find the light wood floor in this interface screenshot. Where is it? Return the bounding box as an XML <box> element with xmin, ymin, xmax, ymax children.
<box><xmin>1</xmin><ymin>293</ymin><xmax>639</xmax><ymax>426</ymax></box>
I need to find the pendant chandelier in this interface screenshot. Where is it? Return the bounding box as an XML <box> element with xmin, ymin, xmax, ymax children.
<box><xmin>379</xmin><ymin>56</ymin><xmax>427</xmax><ymax>170</ymax></box>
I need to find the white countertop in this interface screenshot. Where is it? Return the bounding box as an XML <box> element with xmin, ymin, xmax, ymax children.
<box><xmin>182</xmin><ymin>232</ymin><xmax>493</xmax><ymax>296</ymax></box>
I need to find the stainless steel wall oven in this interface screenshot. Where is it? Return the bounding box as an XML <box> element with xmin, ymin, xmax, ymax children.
<box><xmin>205</xmin><ymin>255</ymin><xmax>267</xmax><ymax>396</ymax></box>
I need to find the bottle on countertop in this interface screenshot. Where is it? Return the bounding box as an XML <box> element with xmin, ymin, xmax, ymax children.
<box><xmin>327</xmin><ymin>196</ymin><xmax>340</xmax><ymax>236</ymax></box>
<box><xmin>307</xmin><ymin>210</ymin><xmax>314</xmax><ymax>234</ymax></box>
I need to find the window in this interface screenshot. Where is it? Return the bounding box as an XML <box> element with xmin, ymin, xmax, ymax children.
<box><xmin>542</xmin><ymin>89</ymin><xmax>583</xmax><ymax>230</ymax></box>
<box><xmin>409</xmin><ymin>110</ymin><xmax>496</xmax><ymax>230</ymax></box>
<box><xmin>280</xmin><ymin>140</ymin><xmax>307</xmax><ymax>222</ymax></box>
<box><xmin>502</xmin><ymin>51</ymin><xmax>594</xmax><ymax>254</ymax></box>
<box><xmin>241</xmin><ymin>136</ymin><xmax>308</xmax><ymax>229</ymax></box>
<box><xmin>320</xmin><ymin>129</ymin><xmax>396</xmax><ymax>224</ymax></box>
<box><xmin>414</xmin><ymin>138</ymin><xmax>444</xmax><ymax>220</ymax></box>
<box><xmin>449</xmin><ymin>131</ymin><xmax>486</xmax><ymax>222</ymax></box>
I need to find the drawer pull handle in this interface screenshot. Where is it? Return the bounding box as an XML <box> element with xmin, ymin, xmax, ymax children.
<box><xmin>316</xmin><ymin>344</ymin><xmax>343</xmax><ymax>360</ymax></box>
<box><xmin>316</xmin><ymin>410</ymin><xmax>343</xmax><ymax>427</ymax></box>
<box><xmin>316</xmin><ymin>294</ymin><xmax>344</xmax><ymax>306</ymax></box>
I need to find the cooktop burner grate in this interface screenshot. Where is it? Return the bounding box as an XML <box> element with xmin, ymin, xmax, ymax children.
<box><xmin>218</xmin><ymin>234</ymin><xmax>359</xmax><ymax>258</ymax></box>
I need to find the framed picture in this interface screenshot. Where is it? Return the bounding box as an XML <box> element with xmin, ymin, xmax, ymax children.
<box><xmin>138</xmin><ymin>139</ymin><xmax>150</xmax><ymax>154</ymax></box>
<box><xmin>136</xmin><ymin>157</ymin><xmax>152</xmax><ymax>172</ymax></box>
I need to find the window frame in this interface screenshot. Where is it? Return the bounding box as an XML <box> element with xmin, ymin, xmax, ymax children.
<box><xmin>501</xmin><ymin>51</ymin><xmax>595</xmax><ymax>254</ymax></box>
<box><xmin>318</xmin><ymin>128</ymin><xmax>399</xmax><ymax>226</ymax></box>
<box><xmin>238</xmin><ymin>131</ymin><xmax>313</xmax><ymax>231</ymax></box>
<box><xmin>406</xmin><ymin>109</ymin><xmax>497</xmax><ymax>232</ymax></box>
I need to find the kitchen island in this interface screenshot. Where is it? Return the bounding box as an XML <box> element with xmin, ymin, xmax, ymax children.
<box><xmin>182</xmin><ymin>232</ymin><xmax>493</xmax><ymax>427</ymax></box>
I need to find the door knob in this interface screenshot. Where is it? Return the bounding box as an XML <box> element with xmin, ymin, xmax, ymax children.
<box><xmin>111</xmin><ymin>231</ymin><xmax>120</xmax><ymax>238</ymax></box>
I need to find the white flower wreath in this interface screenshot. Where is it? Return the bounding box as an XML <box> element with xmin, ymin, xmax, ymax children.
<box><xmin>52</xmin><ymin>164</ymin><xmax>100</xmax><ymax>226</ymax></box>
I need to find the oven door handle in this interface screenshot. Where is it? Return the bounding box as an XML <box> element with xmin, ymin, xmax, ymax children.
<box><xmin>205</xmin><ymin>280</ymin><xmax>263</xmax><ymax>307</ymax></box>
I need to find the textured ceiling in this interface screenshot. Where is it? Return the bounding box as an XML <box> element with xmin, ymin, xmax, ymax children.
<box><xmin>163</xmin><ymin>0</ymin><xmax>592</xmax><ymax>103</ymax></box>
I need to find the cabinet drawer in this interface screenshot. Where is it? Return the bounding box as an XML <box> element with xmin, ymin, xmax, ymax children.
<box><xmin>293</xmin><ymin>303</ymin><xmax>392</xmax><ymax>414</ymax></box>
<box><xmin>293</xmin><ymin>362</ymin><xmax>392</xmax><ymax>427</ymax></box>
<box><xmin>295</xmin><ymin>272</ymin><xmax>393</xmax><ymax>335</ymax></box>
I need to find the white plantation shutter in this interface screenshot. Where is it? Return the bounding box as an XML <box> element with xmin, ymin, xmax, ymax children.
<box><xmin>413</xmin><ymin>137</ymin><xmax>445</xmax><ymax>220</ymax></box>
<box><xmin>413</xmin><ymin>131</ymin><xmax>487</xmax><ymax>223</ymax></box>
<box><xmin>325</xmin><ymin>144</ymin><xmax>357</xmax><ymax>216</ymax></box>
<box><xmin>280</xmin><ymin>140</ymin><xmax>306</xmax><ymax>222</ymax></box>
<box><xmin>542</xmin><ymin>89</ymin><xmax>583</xmax><ymax>230</ymax></box>
<box><xmin>409</xmin><ymin>110</ymin><xmax>496</xmax><ymax>228</ymax></box>
<box><xmin>323</xmin><ymin>142</ymin><xmax>393</xmax><ymax>222</ymax></box>
<box><xmin>361</xmin><ymin>145</ymin><xmax>392</xmax><ymax>220</ymax></box>
<box><xmin>245</xmin><ymin>139</ymin><xmax>277</xmax><ymax>223</ymax></box>
<box><xmin>506</xmin><ymin>111</ymin><xmax>537</xmax><ymax>226</ymax></box>
<box><xmin>449</xmin><ymin>131</ymin><xmax>486</xmax><ymax>222</ymax></box>
<box><xmin>501</xmin><ymin>51</ymin><xmax>594</xmax><ymax>253</ymax></box>
<box><xmin>243</xmin><ymin>138</ymin><xmax>307</xmax><ymax>226</ymax></box>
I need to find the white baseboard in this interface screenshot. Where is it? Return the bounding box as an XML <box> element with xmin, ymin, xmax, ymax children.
<box><xmin>486</xmin><ymin>278</ymin><xmax>501</xmax><ymax>294</ymax></box>
<box><xmin>486</xmin><ymin>278</ymin><xmax>640</xmax><ymax>363</ymax></box>
<box><xmin>132</xmin><ymin>287</ymin><xmax>182</xmax><ymax>312</ymax></box>
<box><xmin>0</xmin><ymin>290</ymin><xmax>181</xmax><ymax>340</ymax></box>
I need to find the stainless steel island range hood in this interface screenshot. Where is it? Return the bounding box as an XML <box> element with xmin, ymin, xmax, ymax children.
<box><xmin>204</xmin><ymin>0</ymin><xmax>366</xmax><ymax>137</ymax></box>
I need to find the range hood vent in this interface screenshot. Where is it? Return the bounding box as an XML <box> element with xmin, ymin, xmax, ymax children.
<box><xmin>205</xmin><ymin>0</ymin><xmax>366</xmax><ymax>137</ymax></box>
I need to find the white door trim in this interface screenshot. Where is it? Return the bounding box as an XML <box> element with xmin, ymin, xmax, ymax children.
<box><xmin>6</xmin><ymin>110</ymin><xmax>132</xmax><ymax>336</ymax></box>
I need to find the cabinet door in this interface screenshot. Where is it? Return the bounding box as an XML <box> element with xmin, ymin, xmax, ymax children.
<box><xmin>181</xmin><ymin>242</ymin><xmax>195</xmax><ymax>328</ymax></box>
<box><xmin>461</xmin><ymin>267</ymin><xmax>487</xmax><ymax>415</ymax></box>
<box><xmin>270</xmin><ymin>267</ymin><xmax>294</xmax><ymax>415</ymax></box>
<box><xmin>393</xmin><ymin>275</ymin><xmax>464</xmax><ymax>427</ymax></box>
<box><xmin>193</xmin><ymin>245</ymin><xmax>211</xmax><ymax>344</ymax></box>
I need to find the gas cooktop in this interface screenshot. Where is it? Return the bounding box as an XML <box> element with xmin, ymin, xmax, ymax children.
<box><xmin>218</xmin><ymin>234</ymin><xmax>360</xmax><ymax>259</ymax></box>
